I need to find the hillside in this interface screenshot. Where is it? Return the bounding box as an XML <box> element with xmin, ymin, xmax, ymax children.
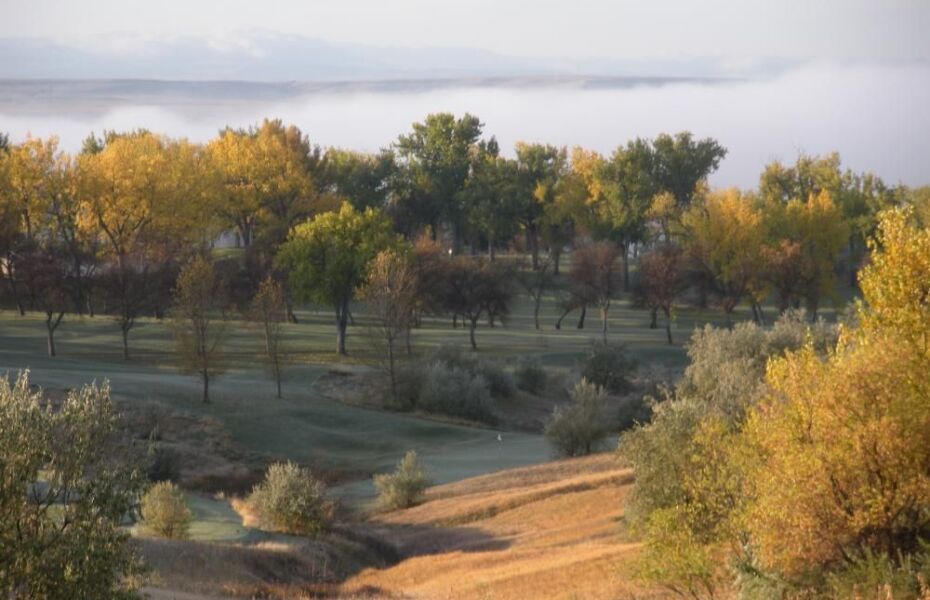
<box><xmin>341</xmin><ymin>454</ymin><xmax>648</xmax><ymax>600</ymax></box>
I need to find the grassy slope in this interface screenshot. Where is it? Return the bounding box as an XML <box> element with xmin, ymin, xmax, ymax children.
<box><xmin>341</xmin><ymin>453</ymin><xmax>653</xmax><ymax>600</ymax></box>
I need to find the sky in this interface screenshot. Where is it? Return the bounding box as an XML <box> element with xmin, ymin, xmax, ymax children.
<box><xmin>1</xmin><ymin>0</ymin><xmax>928</xmax><ymax>65</ymax></box>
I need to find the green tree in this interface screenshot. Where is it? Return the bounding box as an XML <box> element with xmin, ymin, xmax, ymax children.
<box><xmin>277</xmin><ymin>202</ymin><xmax>398</xmax><ymax>355</ymax></box>
<box><xmin>651</xmin><ymin>132</ymin><xmax>727</xmax><ymax>207</ymax></box>
<box><xmin>0</xmin><ymin>372</ymin><xmax>145</xmax><ymax>599</ymax></box>
<box><xmin>462</xmin><ymin>152</ymin><xmax>522</xmax><ymax>259</ymax></box>
<box><xmin>395</xmin><ymin>113</ymin><xmax>484</xmax><ymax>249</ymax></box>
<box><xmin>514</xmin><ymin>142</ymin><xmax>567</xmax><ymax>269</ymax></box>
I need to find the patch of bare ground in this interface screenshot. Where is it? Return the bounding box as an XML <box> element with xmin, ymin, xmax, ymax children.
<box><xmin>340</xmin><ymin>454</ymin><xmax>662</xmax><ymax>600</ymax></box>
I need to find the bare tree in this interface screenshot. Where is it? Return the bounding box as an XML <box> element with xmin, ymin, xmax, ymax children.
<box><xmin>361</xmin><ymin>250</ymin><xmax>418</xmax><ymax>404</ymax></box>
<box><xmin>570</xmin><ymin>242</ymin><xmax>620</xmax><ymax>342</ymax></box>
<box><xmin>518</xmin><ymin>258</ymin><xmax>553</xmax><ymax>330</ymax></box>
<box><xmin>250</xmin><ymin>276</ymin><xmax>287</xmax><ymax>399</ymax></box>
<box><xmin>637</xmin><ymin>243</ymin><xmax>687</xmax><ymax>344</ymax></box>
<box><xmin>170</xmin><ymin>256</ymin><xmax>228</xmax><ymax>403</ymax></box>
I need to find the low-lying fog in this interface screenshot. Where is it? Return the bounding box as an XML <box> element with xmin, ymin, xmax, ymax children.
<box><xmin>2</xmin><ymin>62</ymin><xmax>928</xmax><ymax>188</ymax></box>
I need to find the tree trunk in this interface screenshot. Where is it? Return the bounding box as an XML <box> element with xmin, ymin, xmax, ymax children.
<box><xmin>405</xmin><ymin>327</ymin><xmax>412</xmax><ymax>355</ymax></box>
<box><xmin>6</xmin><ymin>265</ymin><xmax>24</xmax><ymax>316</ymax></box>
<box><xmin>46</xmin><ymin>311</ymin><xmax>63</xmax><ymax>357</ymax></box>
<box><xmin>121</xmin><ymin>326</ymin><xmax>130</xmax><ymax>360</ymax></box>
<box><xmin>202</xmin><ymin>369</ymin><xmax>210</xmax><ymax>403</ymax></box>
<box><xmin>621</xmin><ymin>242</ymin><xmax>630</xmax><ymax>292</ymax></box>
<box><xmin>600</xmin><ymin>305</ymin><xmax>609</xmax><ymax>342</ymax></box>
<box><xmin>387</xmin><ymin>338</ymin><xmax>397</xmax><ymax>405</ymax></box>
<box><xmin>336</xmin><ymin>299</ymin><xmax>349</xmax><ymax>355</ymax></box>
<box><xmin>576</xmin><ymin>304</ymin><xmax>587</xmax><ymax>329</ymax></box>
<box><xmin>534</xmin><ymin>296</ymin><xmax>542</xmax><ymax>330</ymax></box>
<box><xmin>551</xmin><ymin>246</ymin><xmax>561</xmax><ymax>275</ymax></box>
<box><xmin>663</xmin><ymin>306</ymin><xmax>673</xmax><ymax>345</ymax></box>
<box><xmin>649</xmin><ymin>308</ymin><xmax>658</xmax><ymax>329</ymax></box>
<box><xmin>528</xmin><ymin>226</ymin><xmax>539</xmax><ymax>270</ymax></box>
<box><xmin>469</xmin><ymin>319</ymin><xmax>478</xmax><ymax>350</ymax></box>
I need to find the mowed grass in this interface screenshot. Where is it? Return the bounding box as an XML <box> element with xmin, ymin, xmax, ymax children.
<box><xmin>0</xmin><ymin>271</ymin><xmax>847</xmax><ymax>508</ymax></box>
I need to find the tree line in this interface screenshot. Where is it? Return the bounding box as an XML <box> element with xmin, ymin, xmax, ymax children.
<box><xmin>1</xmin><ymin>116</ymin><xmax>927</xmax><ymax>373</ymax></box>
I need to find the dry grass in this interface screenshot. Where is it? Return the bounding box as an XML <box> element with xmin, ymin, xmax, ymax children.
<box><xmin>340</xmin><ymin>454</ymin><xmax>661</xmax><ymax>600</ymax></box>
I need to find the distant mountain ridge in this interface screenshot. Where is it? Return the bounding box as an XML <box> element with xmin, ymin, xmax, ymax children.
<box><xmin>0</xmin><ymin>33</ymin><xmax>797</xmax><ymax>81</ymax></box>
<box><xmin>0</xmin><ymin>76</ymin><xmax>728</xmax><ymax>117</ymax></box>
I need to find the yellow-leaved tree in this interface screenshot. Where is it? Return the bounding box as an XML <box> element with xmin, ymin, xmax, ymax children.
<box><xmin>743</xmin><ymin>207</ymin><xmax>930</xmax><ymax>581</ymax></box>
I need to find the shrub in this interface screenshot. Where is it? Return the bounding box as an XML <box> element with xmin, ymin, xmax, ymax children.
<box><xmin>374</xmin><ymin>450</ymin><xmax>432</xmax><ymax>510</ymax></box>
<box><xmin>386</xmin><ymin>363</ymin><xmax>425</xmax><ymax>411</ymax></box>
<box><xmin>140</xmin><ymin>481</ymin><xmax>192</xmax><ymax>540</ymax></box>
<box><xmin>418</xmin><ymin>362</ymin><xmax>494</xmax><ymax>422</ymax></box>
<box><xmin>544</xmin><ymin>378</ymin><xmax>610</xmax><ymax>457</ymax></box>
<box><xmin>247</xmin><ymin>462</ymin><xmax>332</xmax><ymax>536</ymax></box>
<box><xmin>146</xmin><ymin>445</ymin><xmax>181</xmax><ymax>483</ymax></box>
<box><xmin>580</xmin><ymin>343</ymin><xmax>637</xmax><ymax>394</ymax></box>
<box><xmin>514</xmin><ymin>356</ymin><xmax>546</xmax><ymax>395</ymax></box>
<box><xmin>825</xmin><ymin>547</ymin><xmax>930</xmax><ymax>600</ymax></box>
<box><xmin>432</xmin><ymin>344</ymin><xmax>515</xmax><ymax>398</ymax></box>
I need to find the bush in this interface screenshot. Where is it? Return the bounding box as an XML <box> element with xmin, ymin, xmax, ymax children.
<box><xmin>514</xmin><ymin>357</ymin><xmax>546</xmax><ymax>395</ymax></box>
<box><xmin>544</xmin><ymin>378</ymin><xmax>611</xmax><ymax>457</ymax></box>
<box><xmin>374</xmin><ymin>450</ymin><xmax>432</xmax><ymax>511</ymax></box>
<box><xmin>418</xmin><ymin>362</ymin><xmax>494</xmax><ymax>422</ymax></box>
<box><xmin>387</xmin><ymin>363</ymin><xmax>425</xmax><ymax>411</ymax></box>
<box><xmin>140</xmin><ymin>481</ymin><xmax>192</xmax><ymax>539</ymax></box>
<box><xmin>247</xmin><ymin>462</ymin><xmax>332</xmax><ymax>536</ymax></box>
<box><xmin>432</xmin><ymin>344</ymin><xmax>515</xmax><ymax>398</ymax></box>
<box><xmin>146</xmin><ymin>445</ymin><xmax>181</xmax><ymax>483</ymax></box>
<box><xmin>580</xmin><ymin>344</ymin><xmax>637</xmax><ymax>394</ymax></box>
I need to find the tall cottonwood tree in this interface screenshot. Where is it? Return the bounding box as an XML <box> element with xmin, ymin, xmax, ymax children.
<box><xmin>277</xmin><ymin>203</ymin><xmax>398</xmax><ymax>355</ymax></box>
<box><xmin>394</xmin><ymin>113</ymin><xmax>484</xmax><ymax>249</ymax></box>
<box><xmin>681</xmin><ymin>189</ymin><xmax>766</xmax><ymax>325</ymax></box>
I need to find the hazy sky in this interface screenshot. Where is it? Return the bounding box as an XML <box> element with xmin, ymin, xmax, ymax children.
<box><xmin>2</xmin><ymin>0</ymin><xmax>928</xmax><ymax>62</ymax></box>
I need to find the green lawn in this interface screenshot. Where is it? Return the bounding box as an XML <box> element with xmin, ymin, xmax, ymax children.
<box><xmin>0</xmin><ymin>279</ymin><xmax>849</xmax><ymax>508</ymax></box>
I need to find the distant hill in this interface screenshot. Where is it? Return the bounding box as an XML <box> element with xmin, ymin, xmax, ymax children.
<box><xmin>0</xmin><ymin>76</ymin><xmax>723</xmax><ymax>117</ymax></box>
<box><xmin>0</xmin><ymin>33</ymin><xmax>795</xmax><ymax>81</ymax></box>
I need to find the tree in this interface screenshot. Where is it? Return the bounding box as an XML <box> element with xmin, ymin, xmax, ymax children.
<box><xmin>681</xmin><ymin>189</ymin><xmax>766</xmax><ymax>325</ymax></box>
<box><xmin>277</xmin><ymin>202</ymin><xmax>398</xmax><ymax>355</ymax></box>
<box><xmin>78</xmin><ymin>132</ymin><xmax>202</xmax><ymax>359</ymax></box>
<box><xmin>441</xmin><ymin>257</ymin><xmax>515</xmax><ymax>350</ymax></box>
<box><xmin>517</xmin><ymin>258</ymin><xmax>553</xmax><ymax>330</ymax></box>
<box><xmin>171</xmin><ymin>256</ymin><xmax>228</xmax><ymax>403</ymax></box>
<box><xmin>250</xmin><ymin>276</ymin><xmax>287</xmax><ymax>399</ymax></box>
<box><xmin>763</xmin><ymin>190</ymin><xmax>849</xmax><ymax>319</ymax></box>
<box><xmin>361</xmin><ymin>249</ymin><xmax>418</xmax><ymax>403</ymax></box>
<box><xmin>599</xmin><ymin>138</ymin><xmax>658</xmax><ymax>289</ymax></box>
<box><xmin>545</xmin><ymin>378</ymin><xmax>610</xmax><ymax>457</ymax></box>
<box><xmin>514</xmin><ymin>143</ymin><xmax>567</xmax><ymax>269</ymax></box>
<box><xmin>320</xmin><ymin>147</ymin><xmax>395</xmax><ymax>211</ymax></box>
<box><xmin>638</xmin><ymin>243</ymin><xmax>687</xmax><ymax>344</ymax></box>
<box><xmin>570</xmin><ymin>242</ymin><xmax>620</xmax><ymax>342</ymax></box>
<box><xmin>0</xmin><ymin>372</ymin><xmax>145</xmax><ymax>599</ymax></box>
<box><xmin>19</xmin><ymin>243</ymin><xmax>71</xmax><ymax>357</ymax></box>
<box><xmin>208</xmin><ymin>120</ymin><xmax>320</xmax><ymax>250</ymax></box>
<box><xmin>395</xmin><ymin>113</ymin><xmax>484</xmax><ymax>249</ymax></box>
<box><xmin>651</xmin><ymin>132</ymin><xmax>727</xmax><ymax>207</ymax></box>
<box><xmin>461</xmin><ymin>152</ymin><xmax>522</xmax><ymax>259</ymax></box>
